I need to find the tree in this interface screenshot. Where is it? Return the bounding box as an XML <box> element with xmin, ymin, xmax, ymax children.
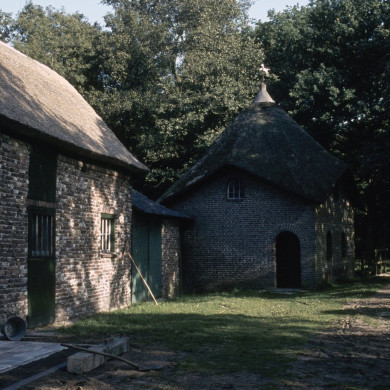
<box><xmin>99</xmin><ymin>0</ymin><xmax>263</xmax><ymax>194</ymax></box>
<box><xmin>255</xmin><ymin>0</ymin><xmax>390</xmax><ymax>265</ymax></box>
<box><xmin>0</xmin><ymin>11</ymin><xmax>13</xmax><ymax>41</ymax></box>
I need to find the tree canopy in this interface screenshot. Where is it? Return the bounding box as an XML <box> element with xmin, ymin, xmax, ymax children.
<box><xmin>98</xmin><ymin>0</ymin><xmax>263</xmax><ymax>190</ymax></box>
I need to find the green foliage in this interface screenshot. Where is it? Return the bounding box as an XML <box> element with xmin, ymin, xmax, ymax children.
<box><xmin>0</xmin><ymin>11</ymin><xmax>13</xmax><ymax>41</ymax></box>
<box><xmin>99</xmin><ymin>0</ymin><xmax>263</xmax><ymax>194</ymax></box>
<box><xmin>255</xmin><ymin>0</ymin><xmax>390</xmax><ymax>258</ymax></box>
<box><xmin>61</xmin><ymin>277</ymin><xmax>389</xmax><ymax>376</ymax></box>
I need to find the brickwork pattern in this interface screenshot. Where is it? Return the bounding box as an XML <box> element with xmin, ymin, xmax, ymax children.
<box><xmin>1</xmin><ymin>133</ymin><xmax>186</xmax><ymax>323</ymax></box>
<box><xmin>168</xmin><ymin>169</ymin><xmax>316</xmax><ymax>291</ymax></box>
<box><xmin>161</xmin><ymin>219</ymin><xmax>181</xmax><ymax>298</ymax></box>
<box><xmin>55</xmin><ymin>156</ymin><xmax>133</xmax><ymax>323</ymax></box>
<box><xmin>0</xmin><ymin>134</ymin><xmax>29</xmax><ymax>324</ymax></box>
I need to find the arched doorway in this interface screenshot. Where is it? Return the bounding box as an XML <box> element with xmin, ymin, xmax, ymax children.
<box><xmin>276</xmin><ymin>231</ymin><xmax>301</xmax><ymax>288</ymax></box>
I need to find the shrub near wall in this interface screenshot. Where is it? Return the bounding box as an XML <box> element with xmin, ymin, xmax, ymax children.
<box><xmin>55</xmin><ymin>156</ymin><xmax>133</xmax><ymax>323</ymax></box>
<box><xmin>0</xmin><ymin>134</ymin><xmax>30</xmax><ymax>324</ymax></box>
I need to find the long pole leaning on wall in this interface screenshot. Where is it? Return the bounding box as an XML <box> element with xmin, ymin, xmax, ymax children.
<box><xmin>124</xmin><ymin>252</ymin><xmax>159</xmax><ymax>305</ymax></box>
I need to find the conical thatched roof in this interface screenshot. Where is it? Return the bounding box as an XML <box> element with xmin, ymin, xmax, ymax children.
<box><xmin>159</xmin><ymin>91</ymin><xmax>349</xmax><ymax>203</ymax></box>
<box><xmin>0</xmin><ymin>42</ymin><xmax>147</xmax><ymax>174</ymax></box>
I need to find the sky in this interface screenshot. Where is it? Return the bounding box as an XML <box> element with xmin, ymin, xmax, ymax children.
<box><xmin>0</xmin><ymin>0</ymin><xmax>309</xmax><ymax>25</ymax></box>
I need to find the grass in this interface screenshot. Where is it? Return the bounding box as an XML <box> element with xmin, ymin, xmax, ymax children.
<box><xmin>60</xmin><ymin>276</ymin><xmax>389</xmax><ymax>378</ymax></box>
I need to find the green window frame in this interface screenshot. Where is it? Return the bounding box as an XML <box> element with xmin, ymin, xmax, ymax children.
<box><xmin>100</xmin><ymin>214</ymin><xmax>115</xmax><ymax>253</ymax></box>
<box><xmin>28</xmin><ymin>207</ymin><xmax>55</xmax><ymax>258</ymax></box>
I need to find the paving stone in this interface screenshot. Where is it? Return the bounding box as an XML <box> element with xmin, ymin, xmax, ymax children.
<box><xmin>67</xmin><ymin>337</ymin><xmax>129</xmax><ymax>374</ymax></box>
<box><xmin>0</xmin><ymin>341</ymin><xmax>66</xmax><ymax>373</ymax></box>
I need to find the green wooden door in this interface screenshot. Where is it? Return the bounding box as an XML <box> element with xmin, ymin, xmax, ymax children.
<box><xmin>27</xmin><ymin>148</ymin><xmax>57</xmax><ymax>327</ymax></box>
<box><xmin>131</xmin><ymin>214</ymin><xmax>162</xmax><ymax>303</ymax></box>
<box><xmin>27</xmin><ymin>208</ymin><xmax>56</xmax><ymax>328</ymax></box>
<box><xmin>28</xmin><ymin>257</ymin><xmax>55</xmax><ymax>328</ymax></box>
<box><xmin>131</xmin><ymin>215</ymin><xmax>150</xmax><ymax>303</ymax></box>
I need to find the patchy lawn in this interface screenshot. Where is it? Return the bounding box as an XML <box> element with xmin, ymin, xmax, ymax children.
<box><xmin>58</xmin><ymin>276</ymin><xmax>389</xmax><ymax>381</ymax></box>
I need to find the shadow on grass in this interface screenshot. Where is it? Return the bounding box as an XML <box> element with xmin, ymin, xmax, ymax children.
<box><xmin>60</xmin><ymin>276</ymin><xmax>390</xmax><ymax>377</ymax></box>
<box><xmin>64</xmin><ymin>311</ymin><xmax>325</xmax><ymax>375</ymax></box>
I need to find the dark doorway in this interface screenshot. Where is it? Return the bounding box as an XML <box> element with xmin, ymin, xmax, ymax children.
<box><xmin>276</xmin><ymin>231</ymin><xmax>301</xmax><ymax>288</ymax></box>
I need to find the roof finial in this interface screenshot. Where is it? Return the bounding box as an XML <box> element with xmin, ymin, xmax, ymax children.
<box><xmin>260</xmin><ymin>64</ymin><xmax>270</xmax><ymax>82</ymax></box>
<box><xmin>253</xmin><ymin>64</ymin><xmax>275</xmax><ymax>105</ymax></box>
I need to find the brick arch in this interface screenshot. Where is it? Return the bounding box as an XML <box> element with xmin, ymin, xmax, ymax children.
<box><xmin>263</xmin><ymin>224</ymin><xmax>309</xmax><ymax>288</ymax></box>
<box><xmin>265</xmin><ymin>224</ymin><xmax>307</xmax><ymax>251</ymax></box>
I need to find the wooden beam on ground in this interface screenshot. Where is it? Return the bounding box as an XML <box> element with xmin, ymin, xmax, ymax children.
<box><xmin>125</xmin><ymin>252</ymin><xmax>159</xmax><ymax>305</ymax></box>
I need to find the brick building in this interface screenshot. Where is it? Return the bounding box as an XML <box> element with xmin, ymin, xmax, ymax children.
<box><xmin>159</xmin><ymin>84</ymin><xmax>358</xmax><ymax>291</ymax></box>
<box><xmin>0</xmin><ymin>42</ymin><xmax>151</xmax><ymax>327</ymax></box>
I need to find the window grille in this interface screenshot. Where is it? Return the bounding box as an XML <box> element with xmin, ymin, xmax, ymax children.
<box><xmin>227</xmin><ymin>179</ymin><xmax>242</xmax><ymax>200</ymax></box>
<box><xmin>101</xmin><ymin>215</ymin><xmax>115</xmax><ymax>253</ymax></box>
<box><xmin>31</xmin><ymin>213</ymin><xmax>54</xmax><ymax>257</ymax></box>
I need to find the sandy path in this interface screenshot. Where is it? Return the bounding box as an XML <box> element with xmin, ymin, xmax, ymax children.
<box><xmin>284</xmin><ymin>283</ymin><xmax>390</xmax><ymax>389</ymax></box>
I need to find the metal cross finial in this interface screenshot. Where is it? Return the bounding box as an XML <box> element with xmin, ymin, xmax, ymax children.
<box><xmin>260</xmin><ymin>64</ymin><xmax>270</xmax><ymax>82</ymax></box>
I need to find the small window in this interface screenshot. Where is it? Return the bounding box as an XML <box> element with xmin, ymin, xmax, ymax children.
<box><xmin>227</xmin><ymin>179</ymin><xmax>243</xmax><ymax>200</ymax></box>
<box><xmin>29</xmin><ymin>208</ymin><xmax>55</xmax><ymax>257</ymax></box>
<box><xmin>326</xmin><ymin>231</ymin><xmax>332</xmax><ymax>261</ymax></box>
<box><xmin>341</xmin><ymin>232</ymin><xmax>347</xmax><ymax>258</ymax></box>
<box><xmin>101</xmin><ymin>214</ymin><xmax>115</xmax><ymax>253</ymax></box>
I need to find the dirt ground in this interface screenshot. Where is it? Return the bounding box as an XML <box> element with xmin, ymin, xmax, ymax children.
<box><xmin>283</xmin><ymin>283</ymin><xmax>390</xmax><ymax>390</ymax></box>
<box><xmin>2</xmin><ymin>283</ymin><xmax>390</xmax><ymax>389</ymax></box>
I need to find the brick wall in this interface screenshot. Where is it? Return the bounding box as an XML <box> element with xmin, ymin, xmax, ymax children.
<box><xmin>55</xmin><ymin>156</ymin><xmax>132</xmax><ymax>323</ymax></box>
<box><xmin>167</xmin><ymin>168</ymin><xmax>316</xmax><ymax>291</ymax></box>
<box><xmin>161</xmin><ymin>218</ymin><xmax>181</xmax><ymax>298</ymax></box>
<box><xmin>314</xmin><ymin>185</ymin><xmax>355</xmax><ymax>284</ymax></box>
<box><xmin>0</xmin><ymin>134</ymin><xmax>29</xmax><ymax>324</ymax></box>
<box><xmin>0</xmin><ymin>134</ymin><xmax>134</xmax><ymax>325</ymax></box>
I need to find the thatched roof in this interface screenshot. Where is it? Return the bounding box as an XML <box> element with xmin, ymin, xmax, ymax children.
<box><xmin>159</xmin><ymin>88</ymin><xmax>349</xmax><ymax>203</ymax></box>
<box><xmin>132</xmin><ymin>189</ymin><xmax>190</xmax><ymax>219</ymax></box>
<box><xmin>0</xmin><ymin>42</ymin><xmax>147</xmax><ymax>174</ymax></box>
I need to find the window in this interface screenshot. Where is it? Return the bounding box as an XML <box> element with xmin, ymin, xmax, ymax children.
<box><xmin>326</xmin><ymin>231</ymin><xmax>332</xmax><ymax>261</ymax></box>
<box><xmin>227</xmin><ymin>179</ymin><xmax>243</xmax><ymax>200</ymax></box>
<box><xmin>341</xmin><ymin>232</ymin><xmax>347</xmax><ymax>258</ymax></box>
<box><xmin>29</xmin><ymin>208</ymin><xmax>55</xmax><ymax>257</ymax></box>
<box><xmin>101</xmin><ymin>214</ymin><xmax>115</xmax><ymax>253</ymax></box>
